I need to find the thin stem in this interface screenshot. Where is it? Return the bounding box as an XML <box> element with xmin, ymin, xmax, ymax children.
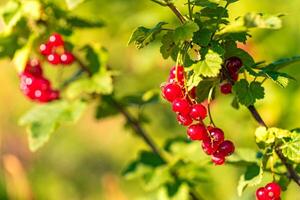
<box><xmin>247</xmin><ymin>105</ymin><xmax>268</xmax><ymax>128</ymax></box>
<box><xmin>150</xmin><ymin>0</ymin><xmax>168</xmax><ymax>6</ymax></box>
<box><xmin>163</xmin><ymin>0</ymin><xmax>186</xmax><ymax>24</ymax></box>
<box><xmin>207</xmin><ymin>87</ymin><xmax>216</xmax><ymax>127</ymax></box>
<box><xmin>187</xmin><ymin>0</ymin><xmax>193</xmax><ymax>20</ymax></box>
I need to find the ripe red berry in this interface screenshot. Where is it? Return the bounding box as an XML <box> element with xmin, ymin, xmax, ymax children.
<box><xmin>162</xmin><ymin>83</ymin><xmax>183</xmax><ymax>102</ymax></box>
<box><xmin>172</xmin><ymin>98</ymin><xmax>191</xmax><ymax>116</ymax></box>
<box><xmin>47</xmin><ymin>53</ymin><xmax>61</xmax><ymax>65</ymax></box>
<box><xmin>48</xmin><ymin>33</ymin><xmax>64</xmax><ymax>47</ymax></box>
<box><xmin>60</xmin><ymin>52</ymin><xmax>75</xmax><ymax>65</ymax></box>
<box><xmin>226</xmin><ymin>57</ymin><xmax>243</xmax><ymax>74</ymax></box>
<box><xmin>265</xmin><ymin>182</ymin><xmax>281</xmax><ymax>199</ymax></box>
<box><xmin>187</xmin><ymin>123</ymin><xmax>209</xmax><ymax>141</ymax></box>
<box><xmin>177</xmin><ymin>114</ymin><xmax>193</xmax><ymax>126</ymax></box>
<box><xmin>39</xmin><ymin>42</ymin><xmax>53</xmax><ymax>55</ymax></box>
<box><xmin>201</xmin><ymin>139</ymin><xmax>218</xmax><ymax>155</ymax></box>
<box><xmin>214</xmin><ymin>140</ymin><xmax>235</xmax><ymax>157</ymax></box>
<box><xmin>20</xmin><ymin>73</ymin><xmax>35</xmax><ymax>95</ymax></box>
<box><xmin>168</xmin><ymin>65</ymin><xmax>185</xmax><ymax>85</ymax></box>
<box><xmin>220</xmin><ymin>83</ymin><xmax>232</xmax><ymax>94</ymax></box>
<box><xmin>256</xmin><ymin>187</ymin><xmax>267</xmax><ymax>200</ymax></box>
<box><xmin>209</xmin><ymin>128</ymin><xmax>225</xmax><ymax>146</ymax></box>
<box><xmin>211</xmin><ymin>155</ymin><xmax>225</xmax><ymax>165</ymax></box>
<box><xmin>190</xmin><ymin>104</ymin><xmax>207</xmax><ymax>120</ymax></box>
<box><xmin>24</xmin><ymin>59</ymin><xmax>43</xmax><ymax>77</ymax></box>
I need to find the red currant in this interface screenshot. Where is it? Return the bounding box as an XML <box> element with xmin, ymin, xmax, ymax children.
<box><xmin>226</xmin><ymin>57</ymin><xmax>243</xmax><ymax>74</ymax></box>
<box><xmin>48</xmin><ymin>33</ymin><xmax>64</xmax><ymax>47</ymax></box>
<box><xmin>214</xmin><ymin>140</ymin><xmax>235</xmax><ymax>157</ymax></box>
<box><xmin>201</xmin><ymin>139</ymin><xmax>218</xmax><ymax>155</ymax></box>
<box><xmin>220</xmin><ymin>83</ymin><xmax>232</xmax><ymax>94</ymax></box>
<box><xmin>24</xmin><ymin>59</ymin><xmax>43</xmax><ymax>77</ymax></box>
<box><xmin>60</xmin><ymin>52</ymin><xmax>75</xmax><ymax>65</ymax></box>
<box><xmin>168</xmin><ymin>65</ymin><xmax>185</xmax><ymax>85</ymax></box>
<box><xmin>172</xmin><ymin>98</ymin><xmax>191</xmax><ymax>116</ymax></box>
<box><xmin>256</xmin><ymin>187</ymin><xmax>268</xmax><ymax>200</ymax></box>
<box><xmin>209</xmin><ymin>128</ymin><xmax>225</xmax><ymax>146</ymax></box>
<box><xmin>190</xmin><ymin>104</ymin><xmax>207</xmax><ymax>120</ymax></box>
<box><xmin>162</xmin><ymin>83</ymin><xmax>183</xmax><ymax>102</ymax></box>
<box><xmin>187</xmin><ymin>123</ymin><xmax>209</xmax><ymax>141</ymax></box>
<box><xmin>47</xmin><ymin>53</ymin><xmax>61</xmax><ymax>65</ymax></box>
<box><xmin>265</xmin><ymin>182</ymin><xmax>281</xmax><ymax>199</ymax></box>
<box><xmin>177</xmin><ymin>113</ymin><xmax>193</xmax><ymax>126</ymax></box>
<box><xmin>39</xmin><ymin>42</ymin><xmax>53</xmax><ymax>55</ymax></box>
<box><xmin>211</xmin><ymin>155</ymin><xmax>225</xmax><ymax>165</ymax></box>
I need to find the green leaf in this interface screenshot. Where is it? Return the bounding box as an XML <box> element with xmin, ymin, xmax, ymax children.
<box><xmin>261</xmin><ymin>71</ymin><xmax>294</xmax><ymax>88</ymax></box>
<box><xmin>255</xmin><ymin>127</ymin><xmax>291</xmax><ymax>145</ymax></box>
<box><xmin>262</xmin><ymin>56</ymin><xmax>300</xmax><ymax>71</ymax></box>
<box><xmin>19</xmin><ymin>100</ymin><xmax>87</xmax><ymax>151</ymax></box>
<box><xmin>81</xmin><ymin>45</ymin><xmax>108</xmax><ymax>74</ymax></box>
<box><xmin>95</xmin><ymin>96</ymin><xmax>119</xmax><ymax>120</ymax></box>
<box><xmin>187</xmin><ymin>43</ymin><xmax>201</xmax><ymax>62</ymax></box>
<box><xmin>281</xmin><ymin>131</ymin><xmax>300</xmax><ymax>163</ymax></box>
<box><xmin>193</xmin><ymin>50</ymin><xmax>222</xmax><ymax>77</ymax></box>
<box><xmin>129</xmin><ymin>22</ymin><xmax>167</xmax><ymax>49</ymax></box>
<box><xmin>193</xmin><ymin>28</ymin><xmax>212</xmax><ymax>46</ymax></box>
<box><xmin>224</xmin><ymin>43</ymin><xmax>255</xmax><ymax>67</ymax></box>
<box><xmin>160</xmin><ymin>31</ymin><xmax>179</xmax><ymax>60</ymax></box>
<box><xmin>66</xmin><ymin>16</ymin><xmax>105</xmax><ymax>28</ymax></box>
<box><xmin>237</xmin><ymin>164</ymin><xmax>263</xmax><ymax>196</ymax></box>
<box><xmin>227</xmin><ymin>148</ymin><xmax>258</xmax><ymax>165</ymax></box>
<box><xmin>173</xmin><ymin>21</ymin><xmax>199</xmax><ymax>43</ymax></box>
<box><xmin>244</xmin><ymin>13</ymin><xmax>282</xmax><ymax>29</ymax></box>
<box><xmin>65</xmin><ymin>0</ymin><xmax>85</xmax><ymax>10</ymax></box>
<box><xmin>233</xmin><ymin>80</ymin><xmax>264</xmax><ymax>106</ymax></box>
<box><xmin>195</xmin><ymin>79</ymin><xmax>216</xmax><ymax>102</ymax></box>
<box><xmin>0</xmin><ymin>0</ymin><xmax>22</xmax><ymax>32</ymax></box>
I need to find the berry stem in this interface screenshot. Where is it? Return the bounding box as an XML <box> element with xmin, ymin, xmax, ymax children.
<box><xmin>207</xmin><ymin>86</ymin><xmax>216</xmax><ymax>127</ymax></box>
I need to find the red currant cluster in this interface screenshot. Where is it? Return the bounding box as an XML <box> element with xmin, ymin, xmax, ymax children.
<box><xmin>220</xmin><ymin>57</ymin><xmax>243</xmax><ymax>94</ymax></box>
<box><xmin>19</xmin><ymin>59</ymin><xmax>60</xmax><ymax>103</ymax></box>
<box><xmin>39</xmin><ymin>33</ymin><xmax>75</xmax><ymax>65</ymax></box>
<box><xmin>161</xmin><ymin>66</ymin><xmax>235</xmax><ymax>165</ymax></box>
<box><xmin>256</xmin><ymin>182</ymin><xmax>281</xmax><ymax>200</ymax></box>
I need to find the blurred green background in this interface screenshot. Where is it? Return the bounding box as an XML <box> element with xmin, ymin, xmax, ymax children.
<box><xmin>0</xmin><ymin>0</ymin><xmax>299</xmax><ymax>199</ymax></box>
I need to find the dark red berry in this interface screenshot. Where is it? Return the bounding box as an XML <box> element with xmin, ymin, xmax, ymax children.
<box><xmin>187</xmin><ymin>123</ymin><xmax>209</xmax><ymax>141</ymax></box>
<box><xmin>177</xmin><ymin>114</ymin><xmax>193</xmax><ymax>126</ymax></box>
<box><xmin>226</xmin><ymin>57</ymin><xmax>243</xmax><ymax>74</ymax></box>
<box><xmin>172</xmin><ymin>98</ymin><xmax>191</xmax><ymax>116</ymax></box>
<box><xmin>24</xmin><ymin>59</ymin><xmax>43</xmax><ymax>77</ymax></box>
<box><xmin>265</xmin><ymin>182</ymin><xmax>281</xmax><ymax>199</ymax></box>
<box><xmin>60</xmin><ymin>52</ymin><xmax>75</xmax><ymax>65</ymax></box>
<box><xmin>256</xmin><ymin>187</ymin><xmax>268</xmax><ymax>200</ymax></box>
<box><xmin>47</xmin><ymin>53</ymin><xmax>61</xmax><ymax>65</ymax></box>
<box><xmin>209</xmin><ymin>128</ymin><xmax>225</xmax><ymax>146</ymax></box>
<box><xmin>39</xmin><ymin>42</ymin><xmax>53</xmax><ymax>55</ymax></box>
<box><xmin>220</xmin><ymin>83</ymin><xmax>232</xmax><ymax>94</ymax></box>
<box><xmin>168</xmin><ymin>65</ymin><xmax>185</xmax><ymax>85</ymax></box>
<box><xmin>162</xmin><ymin>83</ymin><xmax>183</xmax><ymax>102</ymax></box>
<box><xmin>48</xmin><ymin>33</ymin><xmax>64</xmax><ymax>47</ymax></box>
<box><xmin>190</xmin><ymin>104</ymin><xmax>207</xmax><ymax>120</ymax></box>
<box><xmin>211</xmin><ymin>155</ymin><xmax>225</xmax><ymax>165</ymax></box>
<box><xmin>202</xmin><ymin>139</ymin><xmax>218</xmax><ymax>155</ymax></box>
<box><xmin>214</xmin><ymin>140</ymin><xmax>235</xmax><ymax>157</ymax></box>
<box><xmin>189</xmin><ymin>87</ymin><xmax>196</xmax><ymax>99</ymax></box>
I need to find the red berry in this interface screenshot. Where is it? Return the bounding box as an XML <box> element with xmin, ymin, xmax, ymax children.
<box><xmin>187</xmin><ymin>123</ymin><xmax>209</xmax><ymax>141</ymax></box>
<box><xmin>256</xmin><ymin>187</ymin><xmax>268</xmax><ymax>200</ymax></box>
<box><xmin>177</xmin><ymin>114</ymin><xmax>193</xmax><ymax>126</ymax></box>
<box><xmin>265</xmin><ymin>182</ymin><xmax>281</xmax><ymax>198</ymax></box>
<box><xmin>209</xmin><ymin>128</ymin><xmax>225</xmax><ymax>146</ymax></box>
<box><xmin>37</xmin><ymin>89</ymin><xmax>60</xmax><ymax>103</ymax></box>
<box><xmin>47</xmin><ymin>53</ymin><xmax>61</xmax><ymax>65</ymax></box>
<box><xmin>189</xmin><ymin>87</ymin><xmax>196</xmax><ymax>99</ymax></box>
<box><xmin>60</xmin><ymin>52</ymin><xmax>75</xmax><ymax>65</ymax></box>
<box><xmin>168</xmin><ymin>65</ymin><xmax>185</xmax><ymax>85</ymax></box>
<box><xmin>39</xmin><ymin>42</ymin><xmax>53</xmax><ymax>55</ymax></box>
<box><xmin>48</xmin><ymin>33</ymin><xmax>64</xmax><ymax>47</ymax></box>
<box><xmin>172</xmin><ymin>98</ymin><xmax>191</xmax><ymax>116</ymax></box>
<box><xmin>211</xmin><ymin>155</ymin><xmax>225</xmax><ymax>165</ymax></box>
<box><xmin>226</xmin><ymin>57</ymin><xmax>243</xmax><ymax>74</ymax></box>
<box><xmin>202</xmin><ymin>139</ymin><xmax>218</xmax><ymax>155</ymax></box>
<box><xmin>24</xmin><ymin>59</ymin><xmax>43</xmax><ymax>77</ymax></box>
<box><xmin>162</xmin><ymin>83</ymin><xmax>183</xmax><ymax>102</ymax></box>
<box><xmin>190</xmin><ymin>104</ymin><xmax>207</xmax><ymax>120</ymax></box>
<box><xmin>220</xmin><ymin>83</ymin><xmax>232</xmax><ymax>94</ymax></box>
<box><xmin>214</xmin><ymin>140</ymin><xmax>235</xmax><ymax>157</ymax></box>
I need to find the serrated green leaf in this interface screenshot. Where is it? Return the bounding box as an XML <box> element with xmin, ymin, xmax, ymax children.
<box><xmin>187</xmin><ymin>43</ymin><xmax>201</xmax><ymax>62</ymax></box>
<box><xmin>244</xmin><ymin>13</ymin><xmax>282</xmax><ymax>29</ymax></box>
<box><xmin>65</xmin><ymin>0</ymin><xmax>85</xmax><ymax>10</ymax></box>
<box><xmin>129</xmin><ymin>22</ymin><xmax>167</xmax><ymax>49</ymax></box>
<box><xmin>173</xmin><ymin>21</ymin><xmax>199</xmax><ymax>43</ymax></box>
<box><xmin>160</xmin><ymin>31</ymin><xmax>179</xmax><ymax>60</ymax></box>
<box><xmin>193</xmin><ymin>50</ymin><xmax>222</xmax><ymax>77</ymax></box>
<box><xmin>193</xmin><ymin>28</ymin><xmax>212</xmax><ymax>46</ymax></box>
<box><xmin>233</xmin><ymin>80</ymin><xmax>264</xmax><ymax>106</ymax></box>
<box><xmin>19</xmin><ymin>100</ymin><xmax>87</xmax><ymax>151</ymax></box>
<box><xmin>237</xmin><ymin>164</ymin><xmax>263</xmax><ymax>196</ymax></box>
<box><xmin>281</xmin><ymin>131</ymin><xmax>300</xmax><ymax>163</ymax></box>
<box><xmin>255</xmin><ymin>127</ymin><xmax>291</xmax><ymax>146</ymax></box>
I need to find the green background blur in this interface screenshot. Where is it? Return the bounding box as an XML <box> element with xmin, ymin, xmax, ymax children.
<box><xmin>0</xmin><ymin>0</ymin><xmax>299</xmax><ymax>199</ymax></box>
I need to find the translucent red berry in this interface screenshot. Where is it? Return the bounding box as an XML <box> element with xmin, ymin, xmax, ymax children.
<box><xmin>60</xmin><ymin>52</ymin><xmax>75</xmax><ymax>65</ymax></box>
<box><xmin>256</xmin><ymin>187</ymin><xmax>267</xmax><ymax>200</ymax></box>
<box><xmin>211</xmin><ymin>155</ymin><xmax>225</xmax><ymax>165</ymax></box>
<box><xmin>214</xmin><ymin>140</ymin><xmax>235</xmax><ymax>157</ymax></box>
<box><xmin>172</xmin><ymin>98</ymin><xmax>191</xmax><ymax>116</ymax></box>
<box><xmin>177</xmin><ymin>114</ymin><xmax>193</xmax><ymax>126</ymax></box>
<box><xmin>162</xmin><ymin>83</ymin><xmax>183</xmax><ymax>102</ymax></box>
<box><xmin>220</xmin><ymin>83</ymin><xmax>232</xmax><ymax>94</ymax></box>
<box><xmin>168</xmin><ymin>65</ymin><xmax>185</xmax><ymax>85</ymax></box>
<box><xmin>48</xmin><ymin>33</ymin><xmax>64</xmax><ymax>47</ymax></box>
<box><xmin>39</xmin><ymin>42</ymin><xmax>53</xmax><ymax>55</ymax></box>
<box><xmin>24</xmin><ymin>59</ymin><xmax>43</xmax><ymax>77</ymax></box>
<box><xmin>47</xmin><ymin>53</ymin><xmax>61</xmax><ymax>65</ymax></box>
<box><xmin>187</xmin><ymin>123</ymin><xmax>209</xmax><ymax>141</ymax></box>
<box><xmin>190</xmin><ymin>104</ymin><xmax>207</xmax><ymax>120</ymax></box>
<box><xmin>209</xmin><ymin>128</ymin><xmax>225</xmax><ymax>146</ymax></box>
<box><xmin>202</xmin><ymin>139</ymin><xmax>218</xmax><ymax>155</ymax></box>
<box><xmin>265</xmin><ymin>182</ymin><xmax>281</xmax><ymax>199</ymax></box>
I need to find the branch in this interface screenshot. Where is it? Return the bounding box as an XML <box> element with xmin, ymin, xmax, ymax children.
<box><xmin>247</xmin><ymin>105</ymin><xmax>300</xmax><ymax>186</ymax></box>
